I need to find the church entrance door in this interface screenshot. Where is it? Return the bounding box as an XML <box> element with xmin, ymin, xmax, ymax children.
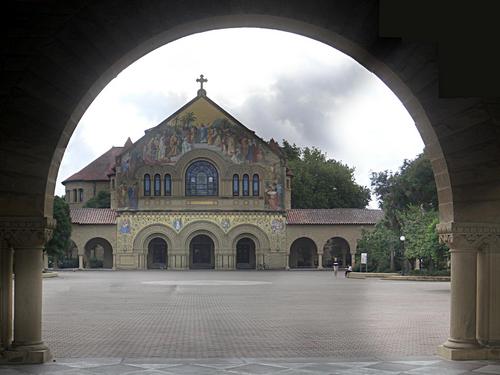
<box><xmin>147</xmin><ymin>238</ymin><xmax>168</xmax><ymax>269</ymax></box>
<box><xmin>236</xmin><ymin>238</ymin><xmax>256</xmax><ymax>269</ymax></box>
<box><xmin>190</xmin><ymin>234</ymin><xmax>215</xmax><ymax>269</ymax></box>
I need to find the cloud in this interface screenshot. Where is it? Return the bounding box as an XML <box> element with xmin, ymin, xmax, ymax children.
<box><xmin>121</xmin><ymin>91</ymin><xmax>188</xmax><ymax>124</ymax></box>
<box><xmin>230</xmin><ymin>61</ymin><xmax>375</xmax><ymax>152</ymax></box>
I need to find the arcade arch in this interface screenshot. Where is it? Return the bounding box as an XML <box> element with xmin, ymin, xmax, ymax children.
<box><xmin>323</xmin><ymin>237</ymin><xmax>351</xmax><ymax>268</ymax></box>
<box><xmin>147</xmin><ymin>238</ymin><xmax>168</xmax><ymax>269</ymax></box>
<box><xmin>236</xmin><ymin>238</ymin><xmax>256</xmax><ymax>269</ymax></box>
<box><xmin>289</xmin><ymin>237</ymin><xmax>318</xmax><ymax>269</ymax></box>
<box><xmin>189</xmin><ymin>234</ymin><xmax>215</xmax><ymax>269</ymax></box>
<box><xmin>83</xmin><ymin>238</ymin><xmax>113</xmax><ymax>269</ymax></box>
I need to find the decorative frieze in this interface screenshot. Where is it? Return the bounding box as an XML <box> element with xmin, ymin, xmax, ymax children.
<box><xmin>437</xmin><ymin>222</ymin><xmax>500</xmax><ymax>251</ymax></box>
<box><xmin>116</xmin><ymin>211</ymin><xmax>286</xmax><ymax>255</ymax></box>
<box><xmin>0</xmin><ymin>217</ymin><xmax>56</xmax><ymax>248</ymax></box>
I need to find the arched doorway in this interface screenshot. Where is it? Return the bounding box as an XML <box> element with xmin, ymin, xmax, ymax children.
<box><xmin>147</xmin><ymin>237</ymin><xmax>168</xmax><ymax>269</ymax></box>
<box><xmin>236</xmin><ymin>238</ymin><xmax>256</xmax><ymax>269</ymax></box>
<box><xmin>189</xmin><ymin>234</ymin><xmax>215</xmax><ymax>269</ymax></box>
<box><xmin>84</xmin><ymin>238</ymin><xmax>113</xmax><ymax>269</ymax></box>
<box><xmin>323</xmin><ymin>237</ymin><xmax>351</xmax><ymax>268</ymax></box>
<box><xmin>5</xmin><ymin>3</ymin><xmax>500</xmax><ymax>363</ymax></box>
<box><xmin>289</xmin><ymin>237</ymin><xmax>318</xmax><ymax>269</ymax></box>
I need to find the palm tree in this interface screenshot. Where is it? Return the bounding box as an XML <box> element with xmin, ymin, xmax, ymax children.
<box><xmin>181</xmin><ymin>111</ymin><xmax>197</xmax><ymax>127</ymax></box>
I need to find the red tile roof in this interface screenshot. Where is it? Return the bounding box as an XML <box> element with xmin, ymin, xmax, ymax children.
<box><xmin>62</xmin><ymin>147</ymin><xmax>123</xmax><ymax>183</ymax></box>
<box><xmin>286</xmin><ymin>209</ymin><xmax>383</xmax><ymax>225</ymax></box>
<box><xmin>70</xmin><ymin>208</ymin><xmax>117</xmax><ymax>225</ymax></box>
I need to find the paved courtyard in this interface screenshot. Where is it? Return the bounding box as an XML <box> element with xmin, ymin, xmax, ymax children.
<box><xmin>42</xmin><ymin>271</ymin><xmax>450</xmax><ymax>360</ymax></box>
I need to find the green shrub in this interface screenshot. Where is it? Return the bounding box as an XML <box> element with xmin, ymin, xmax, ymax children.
<box><xmin>408</xmin><ymin>269</ymin><xmax>450</xmax><ymax>276</ymax></box>
<box><xmin>58</xmin><ymin>259</ymin><xmax>79</xmax><ymax>268</ymax></box>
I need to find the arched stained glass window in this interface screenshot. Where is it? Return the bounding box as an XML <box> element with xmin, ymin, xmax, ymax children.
<box><xmin>233</xmin><ymin>174</ymin><xmax>239</xmax><ymax>196</ymax></box>
<box><xmin>164</xmin><ymin>174</ymin><xmax>172</xmax><ymax>196</ymax></box>
<box><xmin>185</xmin><ymin>160</ymin><xmax>218</xmax><ymax>196</ymax></box>
<box><xmin>144</xmin><ymin>174</ymin><xmax>151</xmax><ymax>196</ymax></box>
<box><xmin>242</xmin><ymin>174</ymin><xmax>249</xmax><ymax>196</ymax></box>
<box><xmin>154</xmin><ymin>174</ymin><xmax>161</xmax><ymax>196</ymax></box>
<box><xmin>252</xmin><ymin>174</ymin><xmax>260</xmax><ymax>196</ymax></box>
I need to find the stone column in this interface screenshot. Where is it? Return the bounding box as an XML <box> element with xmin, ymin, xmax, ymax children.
<box><xmin>437</xmin><ymin>222</ymin><xmax>488</xmax><ymax>360</ymax></box>
<box><xmin>477</xmin><ymin>234</ymin><xmax>500</xmax><ymax>349</ymax></box>
<box><xmin>78</xmin><ymin>255</ymin><xmax>84</xmax><ymax>270</ymax></box>
<box><xmin>0</xmin><ymin>243</ymin><xmax>14</xmax><ymax>351</ymax></box>
<box><xmin>42</xmin><ymin>252</ymin><xmax>48</xmax><ymax>270</ymax></box>
<box><xmin>285</xmin><ymin>252</ymin><xmax>290</xmax><ymax>270</ymax></box>
<box><xmin>1</xmin><ymin>217</ymin><xmax>54</xmax><ymax>363</ymax></box>
<box><xmin>317</xmin><ymin>253</ymin><xmax>323</xmax><ymax>269</ymax></box>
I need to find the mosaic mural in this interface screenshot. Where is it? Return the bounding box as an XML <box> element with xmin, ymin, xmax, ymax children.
<box><xmin>115</xmin><ymin>97</ymin><xmax>285</xmax><ymax>210</ymax></box>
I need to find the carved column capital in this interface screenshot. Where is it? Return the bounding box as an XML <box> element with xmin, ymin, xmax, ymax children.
<box><xmin>0</xmin><ymin>217</ymin><xmax>56</xmax><ymax>249</ymax></box>
<box><xmin>437</xmin><ymin>221</ymin><xmax>500</xmax><ymax>251</ymax></box>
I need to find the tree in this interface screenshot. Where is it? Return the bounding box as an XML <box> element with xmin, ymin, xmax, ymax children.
<box><xmin>282</xmin><ymin>140</ymin><xmax>370</xmax><ymax>209</ymax></box>
<box><xmin>84</xmin><ymin>190</ymin><xmax>111</xmax><ymax>208</ymax></box>
<box><xmin>362</xmin><ymin>153</ymin><xmax>448</xmax><ymax>273</ymax></box>
<box><xmin>398</xmin><ymin>206</ymin><xmax>448</xmax><ymax>270</ymax></box>
<box><xmin>371</xmin><ymin>153</ymin><xmax>437</xmax><ymax>229</ymax></box>
<box><xmin>45</xmin><ymin>196</ymin><xmax>72</xmax><ymax>260</ymax></box>
<box><xmin>356</xmin><ymin>220</ymin><xmax>400</xmax><ymax>272</ymax></box>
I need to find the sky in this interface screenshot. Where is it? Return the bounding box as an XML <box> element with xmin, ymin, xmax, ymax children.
<box><xmin>56</xmin><ymin>28</ymin><xmax>424</xmax><ymax>208</ymax></box>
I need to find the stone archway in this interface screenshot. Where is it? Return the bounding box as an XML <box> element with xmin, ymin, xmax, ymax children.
<box><xmin>189</xmin><ymin>234</ymin><xmax>215</xmax><ymax>269</ymax></box>
<box><xmin>2</xmin><ymin>2</ymin><xmax>500</xmax><ymax>362</ymax></box>
<box><xmin>227</xmin><ymin>224</ymin><xmax>271</xmax><ymax>270</ymax></box>
<box><xmin>84</xmin><ymin>238</ymin><xmax>113</xmax><ymax>269</ymax></box>
<box><xmin>289</xmin><ymin>237</ymin><xmax>318</xmax><ymax>269</ymax></box>
<box><xmin>132</xmin><ymin>224</ymin><xmax>177</xmax><ymax>269</ymax></box>
<box><xmin>147</xmin><ymin>237</ymin><xmax>168</xmax><ymax>269</ymax></box>
<box><xmin>236</xmin><ymin>238</ymin><xmax>256</xmax><ymax>269</ymax></box>
<box><xmin>323</xmin><ymin>237</ymin><xmax>351</xmax><ymax>269</ymax></box>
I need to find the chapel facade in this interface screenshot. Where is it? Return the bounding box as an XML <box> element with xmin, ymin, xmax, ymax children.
<box><xmin>63</xmin><ymin>80</ymin><xmax>383</xmax><ymax>271</ymax></box>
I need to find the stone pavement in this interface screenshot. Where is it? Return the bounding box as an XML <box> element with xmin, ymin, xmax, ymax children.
<box><xmin>2</xmin><ymin>357</ymin><xmax>500</xmax><ymax>374</ymax></box>
<box><xmin>2</xmin><ymin>271</ymin><xmax>499</xmax><ymax>373</ymax></box>
<box><xmin>41</xmin><ymin>271</ymin><xmax>450</xmax><ymax>359</ymax></box>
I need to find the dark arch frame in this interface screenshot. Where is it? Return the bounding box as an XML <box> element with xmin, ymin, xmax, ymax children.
<box><xmin>185</xmin><ymin>160</ymin><xmax>219</xmax><ymax>196</ymax></box>
<box><xmin>164</xmin><ymin>174</ymin><xmax>172</xmax><ymax>196</ymax></box>
<box><xmin>147</xmin><ymin>237</ymin><xmax>168</xmax><ymax>269</ymax></box>
<box><xmin>5</xmin><ymin>3</ymin><xmax>499</xmax><ymax>363</ymax></box>
<box><xmin>154</xmin><ymin>174</ymin><xmax>161</xmax><ymax>196</ymax></box>
<box><xmin>144</xmin><ymin>174</ymin><xmax>151</xmax><ymax>196</ymax></box>
<box><xmin>83</xmin><ymin>237</ymin><xmax>113</xmax><ymax>269</ymax></box>
<box><xmin>323</xmin><ymin>237</ymin><xmax>351</xmax><ymax>268</ymax></box>
<box><xmin>289</xmin><ymin>237</ymin><xmax>318</xmax><ymax>269</ymax></box>
<box><xmin>233</xmin><ymin>174</ymin><xmax>239</xmax><ymax>196</ymax></box>
<box><xmin>236</xmin><ymin>237</ymin><xmax>256</xmax><ymax>269</ymax></box>
<box><xmin>189</xmin><ymin>234</ymin><xmax>215</xmax><ymax>269</ymax></box>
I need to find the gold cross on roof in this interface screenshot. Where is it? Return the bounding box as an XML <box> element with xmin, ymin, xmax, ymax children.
<box><xmin>196</xmin><ymin>74</ymin><xmax>207</xmax><ymax>90</ymax></box>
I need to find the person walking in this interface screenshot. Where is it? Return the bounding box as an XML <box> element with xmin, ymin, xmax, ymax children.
<box><xmin>333</xmin><ymin>258</ymin><xmax>339</xmax><ymax>278</ymax></box>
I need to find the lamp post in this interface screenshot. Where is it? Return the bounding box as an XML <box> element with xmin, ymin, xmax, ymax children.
<box><xmin>399</xmin><ymin>235</ymin><xmax>406</xmax><ymax>274</ymax></box>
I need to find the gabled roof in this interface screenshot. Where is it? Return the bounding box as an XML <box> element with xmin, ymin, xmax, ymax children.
<box><xmin>70</xmin><ymin>208</ymin><xmax>117</xmax><ymax>224</ymax></box>
<box><xmin>286</xmin><ymin>209</ymin><xmax>384</xmax><ymax>225</ymax></box>
<box><xmin>141</xmin><ymin>93</ymin><xmax>284</xmax><ymax>160</ymax></box>
<box><xmin>63</xmin><ymin>146</ymin><xmax>123</xmax><ymax>184</ymax></box>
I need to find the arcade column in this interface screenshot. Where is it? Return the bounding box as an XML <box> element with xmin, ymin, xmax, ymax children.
<box><xmin>437</xmin><ymin>222</ymin><xmax>500</xmax><ymax>360</ymax></box>
<box><xmin>0</xmin><ymin>217</ymin><xmax>54</xmax><ymax>363</ymax></box>
<box><xmin>0</xmin><ymin>241</ymin><xmax>13</xmax><ymax>352</ymax></box>
<box><xmin>317</xmin><ymin>253</ymin><xmax>323</xmax><ymax>269</ymax></box>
